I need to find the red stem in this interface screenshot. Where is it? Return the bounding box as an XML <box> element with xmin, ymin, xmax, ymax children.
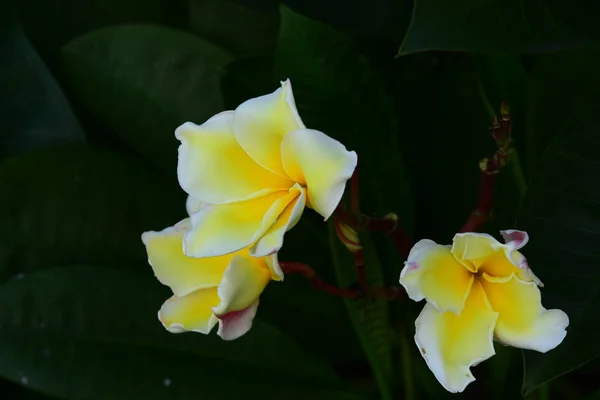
<box><xmin>459</xmin><ymin>171</ymin><xmax>496</xmax><ymax>233</ymax></box>
<box><xmin>279</xmin><ymin>261</ymin><xmax>406</xmax><ymax>300</ymax></box>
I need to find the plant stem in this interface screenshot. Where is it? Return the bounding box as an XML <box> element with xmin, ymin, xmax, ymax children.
<box><xmin>279</xmin><ymin>261</ymin><xmax>406</xmax><ymax>300</ymax></box>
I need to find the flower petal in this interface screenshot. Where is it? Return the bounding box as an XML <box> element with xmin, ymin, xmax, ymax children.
<box><xmin>280</xmin><ymin>129</ymin><xmax>357</xmax><ymax>220</ymax></box>
<box><xmin>217</xmin><ymin>301</ymin><xmax>259</xmax><ymax>341</ymax></box>
<box><xmin>184</xmin><ymin>189</ymin><xmax>299</xmax><ymax>258</ymax></box>
<box><xmin>481</xmin><ymin>273</ymin><xmax>569</xmax><ymax>352</ymax></box>
<box><xmin>250</xmin><ymin>185</ymin><xmax>306</xmax><ymax>257</ymax></box>
<box><xmin>142</xmin><ymin>221</ymin><xmax>230</xmax><ymax>297</ymax></box>
<box><xmin>415</xmin><ymin>281</ymin><xmax>498</xmax><ymax>393</ymax></box>
<box><xmin>265</xmin><ymin>253</ymin><xmax>284</xmax><ymax>281</ymax></box>
<box><xmin>400</xmin><ymin>239</ymin><xmax>474</xmax><ymax>314</ymax></box>
<box><xmin>158</xmin><ymin>289</ymin><xmax>220</xmax><ymax>334</ymax></box>
<box><xmin>232</xmin><ymin>79</ymin><xmax>305</xmax><ymax>177</ymax></box>
<box><xmin>186</xmin><ymin>195</ymin><xmax>202</xmax><ymax>216</ymax></box>
<box><xmin>451</xmin><ymin>232</ymin><xmax>540</xmax><ymax>284</ymax></box>
<box><xmin>212</xmin><ymin>255</ymin><xmax>271</xmax><ymax>316</ymax></box>
<box><xmin>176</xmin><ymin>112</ymin><xmax>292</xmax><ymax>204</ymax></box>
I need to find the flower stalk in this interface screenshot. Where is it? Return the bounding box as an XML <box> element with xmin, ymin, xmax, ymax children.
<box><xmin>460</xmin><ymin>101</ymin><xmax>513</xmax><ymax>233</ymax></box>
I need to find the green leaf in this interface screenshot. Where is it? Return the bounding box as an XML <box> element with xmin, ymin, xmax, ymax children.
<box><xmin>189</xmin><ymin>0</ymin><xmax>279</xmax><ymax>56</ymax></box>
<box><xmin>329</xmin><ymin>225</ymin><xmax>393</xmax><ymax>400</ymax></box>
<box><xmin>0</xmin><ymin>13</ymin><xmax>84</xmax><ymax>159</ymax></box>
<box><xmin>275</xmin><ymin>6</ymin><xmax>411</xmax><ymax>397</ymax></box>
<box><xmin>61</xmin><ymin>24</ymin><xmax>233</xmax><ymax>172</ymax></box>
<box><xmin>275</xmin><ymin>6</ymin><xmax>414</xmax><ymax>235</ymax></box>
<box><xmin>0</xmin><ymin>266</ymin><xmax>358</xmax><ymax>399</ymax></box>
<box><xmin>16</xmin><ymin>0</ymin><xmax>186</xmax><ymax>61</ymax></box>
<box><xmin>0</xmin><ymin>146</ymin><xmax>185</xmax><ymax>277</ymax></box>
<box><xmin>398</xmin><ymin>0</ymin><xmax>600</xmax><ymax>55</ymax></box>
<box><xmin>220</xmin><ymin>55</ymin><xmax>275</xmax><ymax>110</ymax></box>
<box><xmin>516</xmin><ymin>53</ymin><xmax>600</xmax><ymax>391</ymax></box>
<box><xmin>393</xmin><ymin>54</ymin><xmax>494</xmax><ymax>241</ymax></box>
<box><xmin>261</xmin><ymin>214</ymin><xmax>364</xmax><ymax>363</ymax></box>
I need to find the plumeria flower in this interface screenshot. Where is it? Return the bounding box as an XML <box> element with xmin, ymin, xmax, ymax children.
<box><xmin>176</xmin><ymin>79</ymin><xmax>357</xmax><ymax>259</ymax></box>
<box><xmin>399</xmin><ymin>230</ymin><xmax>569</xmax><ymax>393</ymax></box>
<box><xmin>141</xmin><ymin>216</ymin><xmax>282</xmax><ymax>340</ymax></box>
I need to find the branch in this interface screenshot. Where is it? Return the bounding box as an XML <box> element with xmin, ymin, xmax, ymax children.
<box><xmin>279</xmin><ymin>261</ymin><xmax>406</xmax><ymax>300</ymax></box>
<box><xmin>460</xmin><ymin>101</ymin><xmax>512</xmax><ymax>233</ymax></box>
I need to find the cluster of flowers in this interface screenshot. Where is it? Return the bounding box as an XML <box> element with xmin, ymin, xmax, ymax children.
<box><xmin>142</xmin><ymin>80</ymin><xmax>568</xmax><ymax>393</ymax></box>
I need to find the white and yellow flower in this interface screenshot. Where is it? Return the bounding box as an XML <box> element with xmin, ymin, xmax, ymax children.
<box><xmin>142</xmin><ymin>218</ymin><xmax>281</xmax><ymax>340</ymax></box>
<box><xmin>399</xmin><ymin>230</ymin><xmax>569</xmax><ymax>393</ymax></box>
<box><xmin>176</xmin><ymin>79</ymin><xmax>357</xmax><ymax>259</ymax></box>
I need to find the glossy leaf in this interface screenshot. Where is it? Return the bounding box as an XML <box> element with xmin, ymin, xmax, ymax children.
<box><xmin>0</xmin><ymin>146</ymin><xmax>185</xmax><ymax>277</ymax></box>
<box><xmin>16</xmin><ymin>0</ymin><xmax>186</xmax><ymax>61</ymax></box>
<box><xmin>398</xmin><ymin>0</ymin><xmax>600</xmax><ymax>55</ymax></box>
<box><xmin>0</xmin><ymin>266</ymin><xmax>357</xmax><ymax>399</ymax></box>
<box><xmin>517</xmin><ymin>61</ymin><xmax>600</xmax><ymax>392</ymax></box>
<box><xmin>0</xmin><ymin>13</ymin><xmax>84</xmax><ymax>159</ymax></box>
<box><xmin>275</xmin><ymin>6</ymin><xmax>410</xmax><ymax>397</ymax></box>
<box><xmin>61</xmin><ymin>25</ymin><xmax>232</xmax><ymax>171</ymax></box>
<box><xmin>189</xmin><ymin>0</ymin><xmax>279</xmax><ymax>56</ymax></box>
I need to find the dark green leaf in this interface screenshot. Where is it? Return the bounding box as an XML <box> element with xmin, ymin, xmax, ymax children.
<box><xmin>61</xmin><ymin>24</ymin><xmax>233</xmax><ymax>172</ymax></box>
<box><xmin>16</xmin><ymin>0</ymin><xmax>187</xmax><ymax>62</ymax></box>
<box><xmin>0</xmin><ymin>13</ymin><xmax>84</xmax><ymax>159</ymax></box>
<box><xmin>275</xmin><ymin>5</ymin><xmax>414</xmax><ymax>233</ymax></box>
<box><xmin>220</xmin><ymin>55</ymin><xmax>275</xmax><ymax>110</ymax></box>
<box><xmin>190</xmin><ymin>0</ymin><xmax>279</xmax><ymax>56</ymax></box>
<box><xmin>398</xmin><ymin>0</ymin><xmax>600</xmax><ymax>55</ymax></box>
<box><xmin>262</xmin><ymin>214</ymin><xmax>364</xmax><ymax>362</ymax></box>
<box><xmin>329</xmin><ymin>225</ymin><xmax>393</xmax><ymax>400</ymax></box>
<box><xmin>275</xmin><ymin>6</ymin><xmax>412</xmax><ymax>397</ymax></box>
<box><xmin>0</xmin><ymin>266</ymin><xmax>357</xmax><ymax>399</ymax></box>
<box><xmin>393</xmin><ymin>54</ymin><xmax>494</xmax><ymax>241</ymax></box>
<box><xmin>0</xmin><ymin>146</ymin><xmax>185</xmax><ymax>277</ymax></box>
<box><xmin>517</xmin><ymin>69</ymin><xmax>600</xmax><ymax>392</ymax></box>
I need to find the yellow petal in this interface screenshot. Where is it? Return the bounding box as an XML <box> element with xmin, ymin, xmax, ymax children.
<box><xmin>142</xmin><ymin>220</ymin><xmax>231</xmax><ymax>297</ymax></box>
<box><xmin>280</xmin><ymin>129</ymin><xmax>357</xmax><ymax>220</ymax></box>
<box><xmin>184</xmin><ymin>189</ymin><xmax>299</xmax><ymax>258</ymax></box>
<box><xmin>265</xmin><ymin>253</ymin><xmax>284</xmax><ymax>281</ymax></box>
<box><xmin>158</xmin><ymin>288</ymin><xmax>220</xmax><ymax>334</ymax></box>
<box><xmin>451</xmin><ymin>231</ymin><xmax>541</xmax><ymax>284</ymax></box>
<box><xmin>481</xmin><ymin>273</ymin><xmax>569</xmax><ymax>352</ymax></box>
<box><xmin>232</xmin><ymin>79</ymin><xmax>305</xmax><ymax>177</ymax></box>
<box><xmin>212</xmin><ymin>255</ymin><xmax>271</xmax><ymax>316</ymax></box>
<box><xmin>415</xmin><ymin>282</ymin><xmax>498</xmax><ymax>393</ymax></box>
<box><xmin>400</xmin><ymin>239</ymin><xmax>474</xmax><ymax>314</ymax></box>
<box><xmin>250</xmin><ymin>185</ymin><xmax>306</xmax><ymax>257</ymax></box>
<box><xmin>175</xmin><ymin>112</ymin><xmax>292</xmax><ymax>204</ymax></box>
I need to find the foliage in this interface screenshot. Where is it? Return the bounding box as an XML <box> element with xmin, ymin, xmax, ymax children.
<box><xmin>2</xmin><ymin>0</ymin><xmax>600</xmax><ymax>398</ymax></box>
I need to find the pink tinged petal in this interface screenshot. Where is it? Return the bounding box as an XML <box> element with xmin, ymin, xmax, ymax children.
<box><xmin>481</xmin><ymin>273</ymin><xmax>569</xmax><ymax>352</ymax></box>
<box><xmin>184</xmin><ymin>189</ymin><xmax>300</xmax><ymax>258</ymax></box>
<box><xmin>250</xmin><ymin>185</ymin><xmax>306</xmax><ymax>257</ymax></box>
<box><xmin>217</xmin><ymin>301</ymin><xmax>259</xmax><ymax>341</ymax></box>
<box><xmin>451</xmin><ymin>232</ymin><xmax>541</xmax><ymax>284</ymax></box>
<box><xmin>175</xmin><ymin>112</ymin><xmax>293</xmax><ymax>205</ymax></box>
<box><xmin>500</xmin><ymin>229</ymin><xmax>529</xmax><ymax>249</ymax></box>
<box><xmin>400</xmin><ymin>239</ymin><xmax>474</xmax><ymax>314</ymax></box>
<box><xmin>232</xmin><ymin>79</ymin><xmax>305</xmax><ymax>177</ymax></box>
<box><xmin>280</xmin><ymin>129</ymin><xmax>357</xmax><ymax>220</ymax></box>
<box><xmin>142</xmin><ymin>221</ymin><xmax>230</xmax><ymax>297</ymax></box>
<box><xmin>501</xmin><ymin>230</ymin><xmax>544</xmax><ymax>286</ymax></box>
<box><xmin>414</xmin><ymin>282</ymin><xmax>498</xmax><ymax>393</ymax></box>
<box><xmin>158</xmin><ymin>288</ymin><xmax>220</xmax><ymax>334</ymax></box>
<box><xmin>212</xmin><ymin>255</ymin><xmax>271</xmax><ymax>316</ymax></box>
